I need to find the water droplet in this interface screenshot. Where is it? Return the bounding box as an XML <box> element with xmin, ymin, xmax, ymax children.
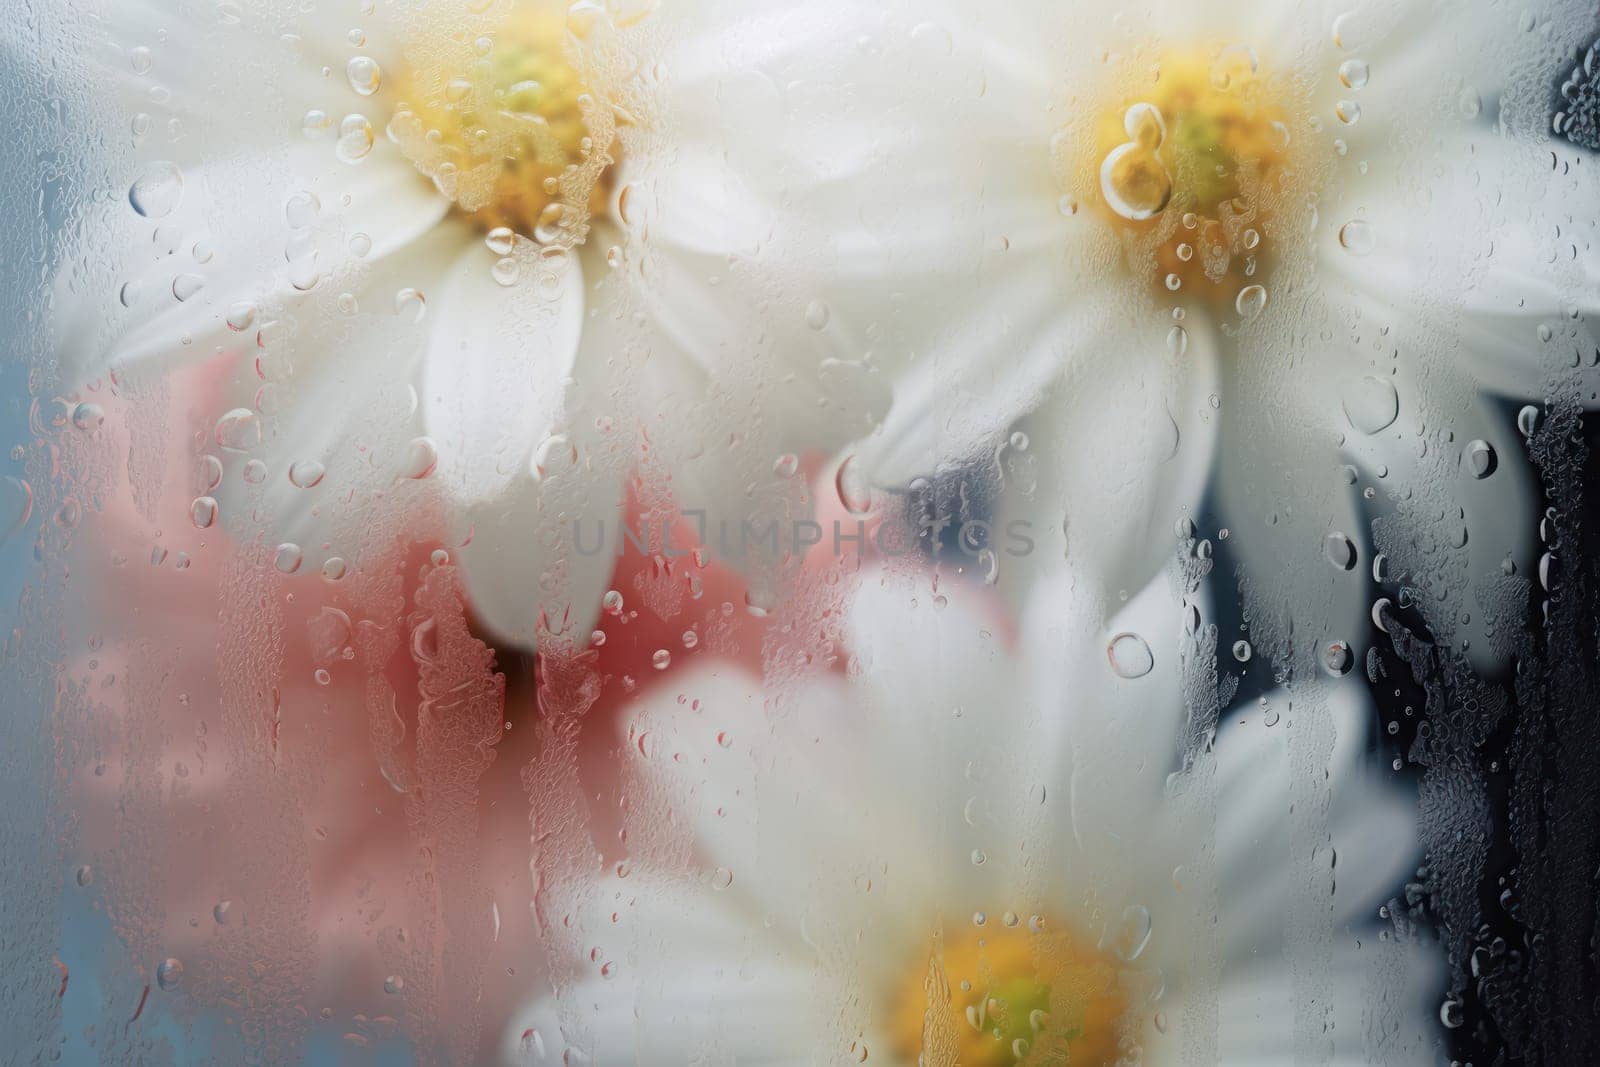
<box><xmin>772</xmin><ymin>453</ymin><xmax>799</xmax><ymax>479</ymax></box>
<box><xmin>289</xmin><ymin>459</ymin><xmax>326</xmax><ymax>488</ymax></box>
<box><xmin>171</xmin><ymin>273</ymin><xmax>204</xmax><ymax>302</ymax></box>
<box><xmin>1112</xmin><ymin>904</ymin><xmax>1153</xmax><ymax>961</ymax></box>
<box><xmin>213</xmin><ymin>900</ymin><xmax>232</xmax><ymax>924</ymax></box>
<box><xmin>2</xmin><ymin>477</ymin><xmax>34</xmax><ymax>543</ymax></box>
<box><xmin>567</xmin><ymin>0</ymin><xmax>608</xmax><ymax>38</ymax></box>
<box><xmin>1340</xmin><ymin>376</ymin><xmax>1399</xmax><ymax>434</ymax></box>
<box><xmin>1335</xmin><ymin>100</ymin><xmax>1361</xmax><ymax>124</ymax></box>
<box><xmin>280</xmin><ymin>194</ymin><xmax>317</xmax><ymax>234</ymax></box>
<box><xmin>804</xmin><ymin>299</ymin><xmax>830</xmax><ymax>330</ymax></box>
<box><xmin>491</xmin><ymin>257</ymin><xmax>521</xmax><ymax>287</ymax></box>
<box><xmin>336</xmin><ymin>114</ymin><xmax>374</xmax><ymax>163</ymax></box>
<box><xmin>485</xmin><ymin>227</ymin><xmax>516</xmax><ymax>256</ymax></box>
<box><xmin>129</xmin><ymin>162</ymin><xmax>183</xmax><ymax>218</ymax></box>
<box><xmin>1322</xmin><ymin>640</ymin><xmax>1354</xmax><ymax>677</ymax></box>
<box><xmin>1235</xmin><ymin>284</ymin><xmax>1267</xmax><ymax>319</ymax></box>
<box><xmin>384</xmin><ymin>974</ymin><xmax>404</xmax><ymax>994</ymax></box>
<box><xmin>75</xmin><ymin>864</ymin><xmax>93</xmax><ymax>887</ymax></box>
<box><xmin>532</xmin><ymin>434</ymin><xmax>577</xmax><ymax>479</ymax></box>
<box><xmin>394</xmin><ymin>288</ymin><xmax>426</xmax><ymax>322</ymax></box>
<box><xmin>1167</xmin><ymin>325</ymin><xmax>1188</xmax><ymax>357</ymax></box>
<box><xmin>1338</xmin><ymin>220</ymin><xmax>1375</xmax><ymax>255</ymax></box>
<box><xmin>190</xmin><ymin>496</ymin><xmax>218</xmax><ymax>529</ymax></box>
<box><xmin>651</xmin><ymin>649</ymin><xmax>670</xmax><ymax>670</ymax></box>
<box><xmin>1464</xmin><ymin>439</ymin><xmax>1496</xmax><ymax>478</ymax></box>
<box><xmin>1232</xmin><ymin>640</ymin><xmax>1252</xmax><ymax>662</ymax></box>
<box><xmin>214</xmin><ymin>408</ymin><xmax>260</xmax><ymax>451</ymax></box>
<box><xmin>400</xmin><ymin>437</ymin><xmax>438</xmax><ymax>480</ymax></box>
<box><xmin>1337</xmin><ymin>59</ymin><xmax>1370</xmax><ymax>89</ymax></box>
<box><xmin>346</xmin><ymin>55</ymin><xmax>381</xmax><ymax>96</ymax></box>
<box><xmin>836</xmin><ymin>455</ymin><xmax>873</xmax><ymax>515</ymax></box>
<box><xmin>1324</xmin><ymin>532</ymin><xmax>1358</xmax><ymax>571</ymax></box>
<box><xmin>71</xmin><ymin>402</ymin><xmax>104</xmax><ymax>432</ymax></box>
<box><xmin>1100</xmin><ymin>103</ymin><xmax>1172</xmax><ymax>220</ymax></box>
<box><xmin>226</xmin><ymin>301</ymin><xmax>258</xmax><ymax>331</ymax></box>
<box><xmin>302</xmin><ymin>109</ymin><xmax>333</xmax><ymax>137</ymax></box>
<box><xmin>1107</xmin><ymin>632</ymin><xmax>1154</xmax><ymax>679</ymax></box>
<box><xmin>1517</xmin><ymin>404</ymin><xmax>1542</xmax><ymax>438</ymax></box>
<box><xmin>274</xmin><ymin>543</ymin><xmax>303</xmax><ymax>574</ymax></box>
<box><xmin>156</xmin><ymin>957</ymin><xmax>185</xmax><ymax>991</ymax></box>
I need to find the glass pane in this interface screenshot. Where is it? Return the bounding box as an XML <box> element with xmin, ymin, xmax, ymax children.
<box><xmin>2</xmin><ymin>0</ymin><xmax>1598</xmax><ymax>1062</ymax></box>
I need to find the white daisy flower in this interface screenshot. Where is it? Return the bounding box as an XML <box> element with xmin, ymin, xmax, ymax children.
<box><xmin>50</xmin><ymin>0</ymin><xmax>871</xmax><ymax>645</ymax></box>
<box><xmin>505</xmin><ymin>568</ymin><xmax>1435</xmax><ymax>1064</ymax></box>
<box><xmin>807</xmin><ymin>0</ymin><xmax>1600</xmax><ymax>665</ymax></box>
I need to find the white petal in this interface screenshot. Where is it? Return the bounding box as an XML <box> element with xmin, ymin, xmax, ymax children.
<box><xmin>55</xmin><ymin>139</ymin><xmax>447</xmax><ymax>388</ymax></box>
<box><xmin>1214</xmin><ymin>683</ymin><xmax>1420</xmax><ymax>964</ymax></box>
<box><xmin>500</xmin><ymin>874</ymin><xmax>815</xmax><ymax>1066</ymax></box>
<box><xmin>419</xmin><ymin>240</ymin><xmax>583</xmax><ymax>504</ymax></box>
<box><xmin>992</xmin><ymin>309</ymin><xmax>1221</xmax><ymax>609</ymax></box>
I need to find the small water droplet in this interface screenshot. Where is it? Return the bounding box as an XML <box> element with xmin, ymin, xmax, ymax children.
<box><xmin>1464</xmin><ymin>439</ymin><xmax>1496</xmax><ymax>478</ymax></box>
<box><xmin>1340</xmin><ymin>376</ymin><xmax>1399</xmax><ymax>434</ymax></box>
<box><xmin>532</xmin><ymin>434</ymin><xmax>577</xmax><ymax>479</ymax></box>
<box><xmin>836</xmin><ymin>455</ymin><xmax>873</xmax><ymax>515</ymax></box>
<box><xmin>226</xmin><ymin>301</ymin><xmax>258</xmax><ymax>331</ymax></box>
<box><xmin>1337</xmin><ymin>58</ymin><xmax>1370</xmax><ymax>89</ymax></box>
<box><xmin>1107</xmin><ymin>632</ymin><xmax>1154</xmax><ymax>679</ymax></box>
<box><xmin>1338</xmin><ymin>220</ymin><xmax>1375</xmax><ymax>255</ymax></box>
<box><xmin>1112</xmin><ymin>904</ymin><xmax>1153</xmax><ymax>961</ymax></box>
<box><xmin>394</xmin><ymin>288</ymin><xmax>426</xmax><ymax>322</ymax></box>
<box><xmin>400</xmin><ymin>437</ymin><xmax>438</xmax><ymax>480</ymax></box>
<box><xmin>274</xmin><ymin>543</ymin><xmax>303</xmax><ymax>574</ymax></box>
<box><xmin>1324</xmin><ymin>532</ymin><xmax>1358</xmax><ymax>571</ymax></box>
<box><xmin>289</xmin><ymin>460</ymin><xmax>326</xmax><ymax>488</ymax></box>
<box><xmin>129</xmin><ymin>162</ymin><xmax>183</xmax><ymax>218</ymax></box>
<box><xmin>1322</xmin><ymin>640</ymin><xmax>1355</xmax><ymax>677</ymax></box>
<box><xmin>1235</xmin><ymin>284</ymin><xmax>1267</xmax><ymax>319</ymax></box>
<box><xmin>190</xmin><ymin>496</ymin><xmax>218</xmax><ymax>529</ymax></box>
<box><xmin>346</xmin><ymin>55</ymin><xmax>381</xmax><ymax>96</ymax></box>
<box><xmin>485</xmin><ymin>227</ymin><xmax>516</xmax><ymax>256</ymax></box>
<box><xmin>71</xmin><ymin>402</ymin><xmax>104</xmax><ymax>432</ymax></box>
<box><xmin>336</xmin><ymin>114</ymin><xmax>374</xmax><ymax>163</ymax></box>
<box><xmin>156</xmin><ymin>958</ymin><xmax>185</xmax><ymax>991</ymax></box>
<box><xmin>214</xmin><ymin>408</ymin><xmax>260</xmax><ymax>451</ymax></box>
<box><xmin>285</xmin><ymin>190</ymin><xmax>320</xmax><ymax>229</ymax></box>
<box><xmin>171</xmin><ymin>273</ymin><xmax>204</xmax><ymax>302</ymax></box>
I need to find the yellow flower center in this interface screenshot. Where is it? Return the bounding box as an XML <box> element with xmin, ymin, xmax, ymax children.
<box><xmin>1087</xmin><ymin>46</ymin><xmax>1295</xmax><ymax>304</ymax></box>
<box><xmin>888</xmin><ymin>918</ymin><xmax>1132</xmax><ymax>1066</ymax></box>
<box><xmin>387</xmin><ymin>4</ymin><xmax>617</xmax><ymax>243</ymax></box>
